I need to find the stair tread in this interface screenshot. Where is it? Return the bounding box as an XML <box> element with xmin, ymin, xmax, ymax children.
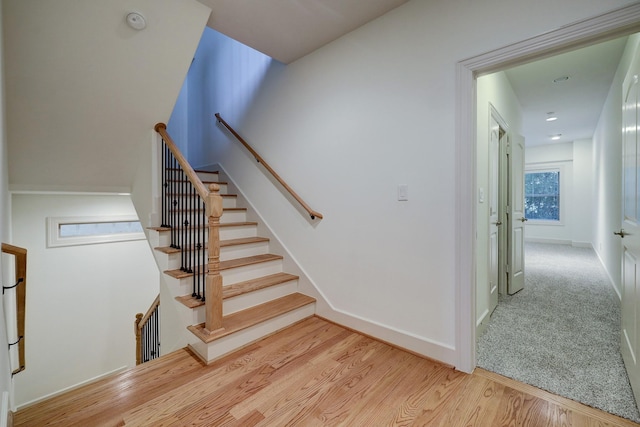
<box><xmin>187</xmin><ymin>293</ymin><xmax>315</xmax><ymax>343</ymax></box>
<box><xmin>166</xmin><ymin>193</ymin><xmax>237</xmax><ymax>198</ymax></box>
<box><xmin>167</xmin><ymin>168</ymin><xmax>218</xmax><ymax>174</ymax></box>
<box><xmin>163</xmin><ymin>253</ymin><xmax>283</xmax><ymax>278</ymax></box>
<box><xmin>221</xmin><ymin>236</ymin><xmax>270</xmax><ymax>247</ymax></box>
<box><xmin>166</xmin><ymin>179</ymin><xmax>228</xmax><ymax>185</ymax></box>
<box><xmin>152</xmin><ymin>222</ymin><xmax>258</xmax><ymax>234</ymax></box>
<box><xmin>175</xmin><ymin>273</ymin><xmax>299</xmax><ymax>308</ymax></box>
<box><xmin>220</xmin><ymin>253</ymin><xmax>282</xmax><ymax>270</ymax></box>
<box><xmin>155</xmin><ymin>236</ymin><xmax>270</xmax><ymax>254</ymax></box>
<box><xmin>169</xmin><ymin>207</ymin><xmax>246</xmax><ymax>213</ymax></box>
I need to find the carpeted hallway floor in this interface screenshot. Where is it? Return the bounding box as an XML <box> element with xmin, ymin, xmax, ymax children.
<box><xmin>477</xmin><ymin>242</ymin><xmax>640</xmax><ymax>422</ymax></box>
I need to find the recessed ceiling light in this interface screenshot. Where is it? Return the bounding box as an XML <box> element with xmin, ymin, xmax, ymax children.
<box><xmin>553</xmin><ymin>76</ymin><xmax>569</xmax><ymax>83</ymax></box>
<box><xmin>546</xmin><ymin>112</ymin><xmax>558</xmax><ymax>122</ymax></box>
<box><xmin>551</xmin><ymin>134</ymin><xmax>562</xmax><ymax>140</ymax></box>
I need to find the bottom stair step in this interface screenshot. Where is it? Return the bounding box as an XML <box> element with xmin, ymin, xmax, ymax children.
<box><xmin>187</xmin><ymin>293</ymin><xmax>315</xmax><ymax>344</ymax></box>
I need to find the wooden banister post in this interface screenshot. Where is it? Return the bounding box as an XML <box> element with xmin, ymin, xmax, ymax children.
<box><xmin>134</xmin><ymin>313</ymin><xmax>143</xmax><ymax>365</ymax></box>
<box><xmin>204</xmin><ymin>184</ymin><xmax>224</xmax><ymax>333</ymax></box>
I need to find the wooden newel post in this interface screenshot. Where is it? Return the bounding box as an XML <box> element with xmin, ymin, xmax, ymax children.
<box><xmin>134</xmin><ymin>313</ymin><xmax>143</xmax><ymax>365</ymax></box>
<box><xmin>205</xmin><ymin>183</ymin><xmax>224</xmax><ymax>334</ymax></box>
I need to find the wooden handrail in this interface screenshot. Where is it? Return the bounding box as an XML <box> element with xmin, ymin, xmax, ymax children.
<box><xmin>154</xmin><ymin>124</ymin><xmax>224</xmax><ymax>335</ymax></box>
<box><xmin>154</xmin><ymin>123</ymin><xmax>209</xmax><ymax>200</ymax></box>
<box><xmin>2</xmin><ymin>243</ymin><xmax>27</xmax><ymax>375</ymax></box>
<box><xmin>135</xmin><ymin>294</ymin><xmax>160</xmax><ymax>365</ymax></box>
<box><xmin>215</xmin><ymin>113</ymin><xmax>323</xmax><ymax>220</ymax></box>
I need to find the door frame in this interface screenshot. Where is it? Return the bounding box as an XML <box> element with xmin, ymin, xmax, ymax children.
<box><xmin>488</xmin><ymin>105</ymin><xmax>509</xmax><ymax>299</ymax></box>
<box><xmin>454</xmin><ymin>3</ymin><xmax>640</xmax><ymax>373</ymax></box>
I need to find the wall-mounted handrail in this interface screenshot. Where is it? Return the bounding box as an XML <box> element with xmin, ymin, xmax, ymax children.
<box><xmin>135</xmin><ymin>295</ymin><xmax>160</xmax><ymax>365</ymax></box>
<box><xmin>2</xmin><ymin>243</ymin><xmax>27</xmax><ymax>376</ymax></box>
<box><xmin>215</xmin><ymin>113</ymin><xmax>323</xmax><ymax>220</ymax></box>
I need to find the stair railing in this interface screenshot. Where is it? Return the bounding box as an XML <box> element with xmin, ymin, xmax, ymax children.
<box><xmin>154</xmin><ymin>123</ymin><xmax>224</xmax><ymax>334</ymax></box>
<box><xmin>135</xmin><ymin>295</ymin><xmax>160</xmax><ymax>364</ymax></box>
<box><xmin>2</xmin><ymin>243</ymin><xmax>27</xmax><ymax>376</ymax></box>
<box><xmin>215</xmin><ymin>113</ymin><xmax>323</xmax><ymax>220</ymax></box>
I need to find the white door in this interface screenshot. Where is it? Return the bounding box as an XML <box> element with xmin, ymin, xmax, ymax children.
<box><xmin>508</xmin><ymin>134</ymin><xmax>526</xmax><ymax>295</ymax></box>
<box><xmin>620</xmin><ymin>53</ymin><xmax>640</xmax><ymax>408</ymax></box>
<box><xmin>488</xmin><ymin>117</ymin><xmax>502</xmax><ymax>314</ymax></box>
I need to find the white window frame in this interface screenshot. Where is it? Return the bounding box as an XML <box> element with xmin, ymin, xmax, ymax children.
<box><xmin>524</xmin><ymin>165</ymin><xmax>564</xmax><ymax>225</ymax></box>
<box><xmin>47</xmin><ymin>215</ymin><xmax>145</xmax><ymax>248</ymax></box>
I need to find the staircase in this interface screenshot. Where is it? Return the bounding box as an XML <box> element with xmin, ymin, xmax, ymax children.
<box><xmin>147</xmin><ymin>167</ymin><xmax>316</xmax><ymax>363</ymax></box>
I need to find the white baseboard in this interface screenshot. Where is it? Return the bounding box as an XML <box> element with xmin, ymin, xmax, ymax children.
<box><xmin>0</xmin><ymin>392</ymin><xmax>8</xmax><ymax>427</ymax></box>
<box><xmin>525</xmin><ymin>237</ymin><xmax>571</xmax><ymax>245</ymax></box>
<box><xmin>17</xmin><ymin>366</ymin><xmax>127</xmax><ymax>411</ymax></box>
<box><xmin>316</xmin><ymin>305</ymin><xmax>456</xmax><ymax>367</ymax></box>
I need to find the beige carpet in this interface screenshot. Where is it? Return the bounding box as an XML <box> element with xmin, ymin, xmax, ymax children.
<box><xmin>477</xmin><ymin>242</ymin><xmax>640</xmax><ymax>422</ymax></box>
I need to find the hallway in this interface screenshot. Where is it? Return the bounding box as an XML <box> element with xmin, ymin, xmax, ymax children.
<box><xmin>477</xmin><ymin>242</ymin><xmax>640</xmax><ymax>422</ymax></box>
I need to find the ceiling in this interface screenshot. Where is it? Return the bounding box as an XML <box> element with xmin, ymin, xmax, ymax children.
<box><xmin>198</xmin><ymin>0</ymin><xmax>629</xmax><ymax>146</ymax></box>
<box><xmin>197</xmin><ymin>0</ymin><xmax>408</xmax><ymax>64</ymax></box>
<box><xmin>504</xmin><ymin>36</ymin><xmax>630</xmax><ymax>147</ymax></box>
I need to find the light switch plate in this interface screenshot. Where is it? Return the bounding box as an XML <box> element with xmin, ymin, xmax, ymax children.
<box><xmin>398</xmin><ymin>184</ymin><xmax>408</xmax><ymax>201</ymax></box>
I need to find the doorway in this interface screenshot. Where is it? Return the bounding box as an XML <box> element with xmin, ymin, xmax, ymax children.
<box><xmin>462</xmin><ymin>3</ymin><xmax>640</xmax><ymax>422</ymax></box>
<box><xmin>455</xmin><ymin>2</ymin><xmax>640</xmax><ymax>375</ymax></box>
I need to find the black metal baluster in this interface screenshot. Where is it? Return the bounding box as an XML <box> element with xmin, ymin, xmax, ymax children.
<box><xmin>202</xmin><ymin>199</ymin><xmax>207</xmax><ymax>302</ymax></box>
<box><xmin>179</xmin><ymin>170</ymin><xmax>186</xmax><ymax>271</ymax></box>
<box><xmin>170</xmin><ymin>154</ymin><xmax>178</xmax><ymax>249</ymax></box>
<box><xmin>187</xmin><ymin>183</ymin><xmax>193</xmax><ymax>275</ymax></box>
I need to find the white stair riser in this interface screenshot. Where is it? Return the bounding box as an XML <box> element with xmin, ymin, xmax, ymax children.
<box><xmin>159</xmin><ymin>241</ymin><xmax>269</xmax><ymax>270</ymax></box>
<box><xmin>220</xmin><ymin>242</ymin><xmax>269</xmax><ymax>261</ymax></box>
<box><xmin>220</xmin><ymin>225</ymin><xmax>257</xmax><ymax>240</ymax></box>
<box><xmin>220</xmin><ymin>210</ymin><xmax>247</xmax><ymax>223</ymax></box>
<box><xmin>165</xmin><ymin>196</ymin><xmax>236</xmax><ymax>209</ymax></box>
<box><xmin>221</xmin><ymin>260</ymin><xmax>283</xmax><ymax>285</ymax></box>
<box><xmin>164</xmin><ymin>182</ymin><xmax>228</xmax><ymax>194</ymax></box>
<box><xmin>188</xmin><ymin>303</ymin><xmax>316</xmax><ymax>363</ymax></box>
<box><xmin>155</xmin><ymin>224</ymin><xmax>257</xmax><ymax>244</ymax></box>
<box><xmin>195</xmin><ymin>172</ymin><xmax>220</xmax><ymax>182</ymax></box>
<box><xmin>189</xmin><ymin>281</ymin><xmax>298</xmax><ymax>324</ymax></box>
<box><xmin>161</xmin><ymin>259</ymin><xmax>284</xmax><ymax>295</ymax></box>
<box><xmin>223</xmin><ymin>280</ymin><xmax>298</xmax><ymax>315</ymax></box>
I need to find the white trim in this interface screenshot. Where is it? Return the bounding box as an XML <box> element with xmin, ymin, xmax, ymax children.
<box><xmin>16</xmin><ymin>366</ymin><xmax>128</xmax><ymax>410</ymax></box>
<box><xmin>46</xmin><ymin>215</ymin><xmax>144</xmax><ymax>248</ymax></box>
<box><xmin>455</xmin><ymin>3</ymin><xmax>640</xmax><ymax>374</ymax></box>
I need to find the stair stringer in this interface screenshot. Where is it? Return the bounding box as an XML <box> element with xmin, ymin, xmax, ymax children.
<box><xmin>130</xmin><ymin>131</ymin><xmax>194</xmax><ymax>357</ymax></box>
<box><xmin>200</xmin><ymin>163</ymin><xmax>331</xmax><ymax>315</ymax></box>
<box><xmin>144</xmin><ymin>226</ymin><xmax>202</xmax><ymax>356</ymax></box>
<box><xmin>205</xmin><ymin>163</ymin><xmax>457</xmax><ymax>366</ymax></box>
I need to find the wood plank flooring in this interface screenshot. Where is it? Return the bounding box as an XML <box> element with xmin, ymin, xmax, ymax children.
<box><xmin>14</xmin><ymin>317</ymin><xmax>640</xmax><ymax>426</ymax></box>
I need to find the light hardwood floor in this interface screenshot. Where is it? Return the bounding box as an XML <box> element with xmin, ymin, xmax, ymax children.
<box><xmin>14</xmin><ymin>317</ymin><xmax>640</xmax><ymax>426</ymax></box>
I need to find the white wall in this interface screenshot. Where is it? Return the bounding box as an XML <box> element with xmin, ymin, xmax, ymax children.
<box><xmin>176</xmin><ymin>0</ymin><xmax>636</xmax><ymax>366</ymax></box>
<box><xmin>11</xmin><ymin>194</ymin><xmax>159</xmax><ymax>407</ymax></box>
<box><xmin>524</xmin><ymin>141</ymin><xmax>595</xmax><ymax>246</ymax></box>
<box><xmin>0</xmin><ymin>0</ymin><xmax>15</xmax><ymax>411</ymax></box>
<box><xmin>593</xmin><ymin>34</ymin><xmax>640</xmax><ymax>296</ymax></box>
<box><xmin>476</xmin><ymin>72</ymin><xmax>522</xmax><ymax>330</ymax></box>
<box><xmin>573</xmin><ymin>139</ymin><xmax>595</xmax><ymax>245</ymax></box>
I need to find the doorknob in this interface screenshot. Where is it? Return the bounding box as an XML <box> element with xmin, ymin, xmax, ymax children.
<box><xmin>493</xmin><ymin>221</ymin><xmax>503</xmax><ymax>226</ymax></box>
<box><xmin>614</xmin><ymin>229</ymin><xmax>627</xmax><ymax>238</ymax></box>
<box><xmin>520</xmin><ymin>217</ymin><xmax>528</xmax><ymax>222</ymax></box>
